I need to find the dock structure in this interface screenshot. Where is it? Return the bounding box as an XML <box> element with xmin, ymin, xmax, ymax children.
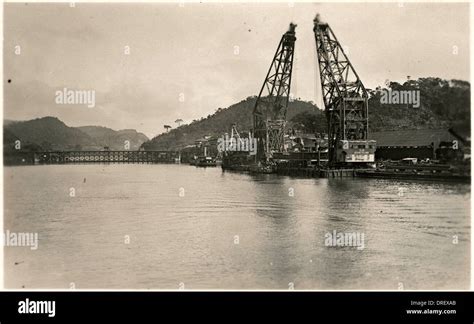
<box><xmin>34</xmin><ymin>151</ymin><xmax>180</xmax><ymax>164</ymax></box>
<box><xmin>319</xmin><ymin>169</ymin><xmax>359</xmax><ymax>178</ymax></box>
<box><xmin>276</xmin><ymin>165</ymin><xmax>367</xmax><ymax>178</ymax></box>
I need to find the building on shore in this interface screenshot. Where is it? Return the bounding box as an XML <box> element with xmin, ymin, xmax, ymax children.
<box><xmin>369</xmin><ymin>128</ymin><xmax>470</xmax><ymax>162</ymax></box>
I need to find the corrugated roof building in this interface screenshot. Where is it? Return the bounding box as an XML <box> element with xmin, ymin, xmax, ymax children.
<box><xmin>369</xmin><ymin>129</ymin><xmax>457</xmax><ymax>148</ymax></box>
<box><xmin>369</xmin><ymin>128</ymin><xmax>464</xmax><ymax>160</ymax></box>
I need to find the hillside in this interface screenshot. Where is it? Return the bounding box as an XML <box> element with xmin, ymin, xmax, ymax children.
<box><xmin>5</xmin><ymin>117</ymin><xmax>95</xmax><ymax>151</ymax></box>
<box><xmin>140</xmin><ymin>77</ymin><xmax>470</xmax><ymax>151</ymax></box>
<box><xmin>4</xmin><ymin>77</ymin><xmax>469</xmax><ymax>154</ymax></box>
<box><xmin>78</xmin><ymin>126</ymin><xmax>148</xmax><ymax>150</ymax></box>
<box><xmin>368</xmin><ymin>78</ymin><xmax>470</xmax><ymax>131</ymax></box>
<box><xmin>141</xmin><ymin>97</ymin><xmax>321</xmax><ymax>150</ymax></box>
<box><xmin>285</xmin><ymin>78</ymin><xmax>470</xmax><ymax>136</ymax></box>
<box><xmin>4</xmin><ymin>117</ymin><xmax>149</xmax><ymax>151</ymax></box>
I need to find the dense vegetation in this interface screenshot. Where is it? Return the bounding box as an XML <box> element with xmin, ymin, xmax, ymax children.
<box><xmin>368</xmin><ymin>78</ymin><xmax>470</xmax><ymax>132</ymax></box>
<box><xmin>142</xmin><ymin>77</ymin><xmax>470</xmax><ymax>150</ymax></box>
<box><xmin>141</xmin><ymin>97</ymin><xmax>320</xmax><ymax>150</ymax></box>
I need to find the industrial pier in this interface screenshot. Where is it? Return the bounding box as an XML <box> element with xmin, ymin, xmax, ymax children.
<box><xmin>216</xmin><ymin>14</ymin><xmax>470</xmax><ymax>182</ymax></box>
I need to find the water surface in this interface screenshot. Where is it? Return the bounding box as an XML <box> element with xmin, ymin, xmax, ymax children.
<box><xmin>4</xmin><ymin>164</ymin><xmax>470</xmax><ymax>289</ymax></box>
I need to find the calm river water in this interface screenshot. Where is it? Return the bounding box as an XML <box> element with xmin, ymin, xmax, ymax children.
<box><xmin>3</xmin><ymin>164</ymin><xmax>470</xmax><ymax>289</ymax></box>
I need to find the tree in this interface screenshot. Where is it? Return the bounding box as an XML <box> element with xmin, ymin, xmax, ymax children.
<box><xmin>290</xmin><ymin>111</ymin><xmax>327</xmax><ymax>134</ymax></box>
<box><xmin>164</xmin><ymin>125</ymin><xmax>172</xmax><ymax>132</ymax></box>
<box><xmin>175</xmin><ymin>119</ymin><xmax>183</xmax><ymax>127</ymax></box>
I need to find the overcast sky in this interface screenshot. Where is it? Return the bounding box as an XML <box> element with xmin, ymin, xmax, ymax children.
<box><xmin>4</xmin><ymin>2</ymin><xmax>470</xmax><ymax>138</ymax></box>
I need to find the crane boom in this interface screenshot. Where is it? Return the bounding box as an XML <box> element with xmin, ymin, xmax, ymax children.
<box><xmin>313</xmin><ymin>15</ymin><xmax>375</xmax><ymax>165</ymax></box>
<box><xmin>253</xmin><ymin>23</ymin><xmax>297</xmax><ymax>162</ymax></box>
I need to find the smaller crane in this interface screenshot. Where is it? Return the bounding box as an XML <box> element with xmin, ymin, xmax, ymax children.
<box><xmin>253</xmin><ymin>23</ymin><xmax>297</xmax><ymax>163</ymax></box>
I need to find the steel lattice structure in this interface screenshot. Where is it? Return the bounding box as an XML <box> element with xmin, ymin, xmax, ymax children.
<box><xmin>313</xmin><ymin>15</ymin><xmax>370</xmax><ymax>165</ymax></box>
<box><xmin>253</xmin><ymin>23</ymin><xmax>296</xmax><ymax>162</ymax></box>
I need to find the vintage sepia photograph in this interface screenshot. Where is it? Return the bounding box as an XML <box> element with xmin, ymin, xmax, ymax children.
<box><xmin>3</xmin><ymin>1</ymin><xmax>471</xmax><ymax>291</ymax></box>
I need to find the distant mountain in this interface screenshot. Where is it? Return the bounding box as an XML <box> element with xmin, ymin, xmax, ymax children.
<box><xmin>78</xmin><ymin>126</ymin><xmax>149</xmax><ymax>151</ymax></box>
<box><xmin>141</xmin><ymin>96</ymin><xmax>321</xmax><ymax>150</ymax></box>
<box><xmin>5</xmin><ymin>117</ymin><xmax>95</xmax><ymax>151</ymax></box>
<box><xmin>4</xmin><ymin>117</ymin><xmax>149</xmax><ymax>151</ymax></box>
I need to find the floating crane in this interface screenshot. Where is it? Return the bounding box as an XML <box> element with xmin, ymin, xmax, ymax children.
<box><xmin>253</xmin><ymin>23</ymin><xmax>297</xmax><ymax>163</ymax></box>
<box><xmin>313</xmin><ymin>14</ymin><xmax>376</xmax><ymax>166</ymax></box>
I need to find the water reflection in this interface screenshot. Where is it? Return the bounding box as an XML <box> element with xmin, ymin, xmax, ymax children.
<box><xmin>3</xmin><ymin>165</ymin><xmax>470</xmax><ymax>290</ymax></box>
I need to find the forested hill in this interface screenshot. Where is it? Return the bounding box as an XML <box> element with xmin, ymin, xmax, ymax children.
<box><xmin>368</xmin><ymin>78</ymin><xmax>470</xmax><ymax>132</ymax></box>
<box><xmin>141</xmin><ymin>77</ymin><xmax>470</xmax><ymax>150</ymax></box>
<box><xmin>141</xmin><ymin>97</ymin><xmax>321</xmax><ymax>150</ymax></box>
<box><xmin>4</xmin><ymin>117</ymin><xmax>149</xmax><ymax>151</ymax></box>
